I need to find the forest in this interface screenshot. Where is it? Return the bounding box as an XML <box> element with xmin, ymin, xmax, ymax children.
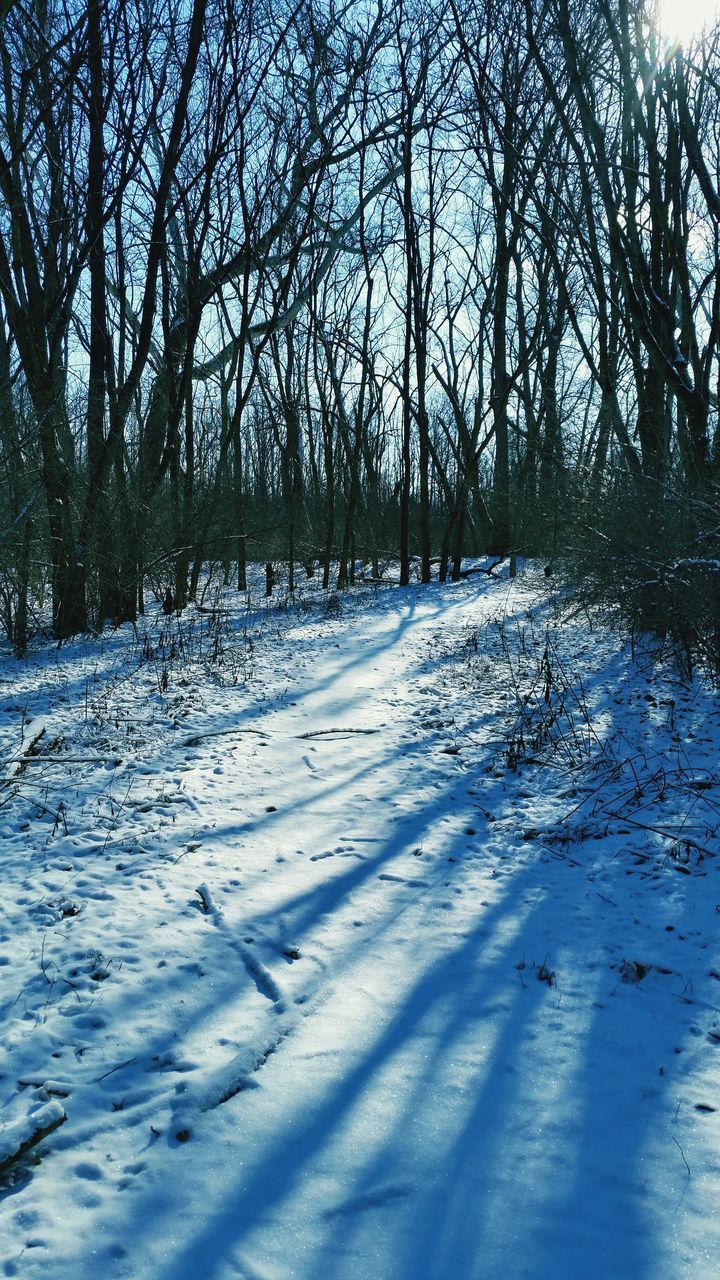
<box><xmin>3</xmin><ymin>5</ymin><xmax>720</xmax><ymax>1273</ymax></box>
<box><xmin>0</xmin><ymin>0</ymin><xmax>719</xmax><ymax>669</ymax></box>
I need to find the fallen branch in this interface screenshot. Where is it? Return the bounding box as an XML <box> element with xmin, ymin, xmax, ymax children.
<box><xmin>182</xmin><ymin>726</ymin><xmax>270</xmax><ymax>747</ymax></box>
<box><xmin>295</xmin><ymin>727</ymin><xmax>380</xmax><ymax>740</ymax></box>
<box><xmin>0</xmin><ymin>785</ymin><xmax>67</xmax><ymax>827</ymax></box>
<box><xmin>195</xmin><ymin>882</ymin><xmax>219</xmax><ymax>914</ymax></box>
<box><xmin>3</xmin><ymin>716</ymin><xmax>47</xmax><ymax>783</ymax></box>
<box><xmin>194</xmin><ymin>882</ymin><xmax>286</xmax><ymax>1009</ymax></box>
<box><xmin>171</xmin><ymin>1024</ymin><xmax>293</xmax><ymax>1141</ymax></box>
<box><xmin>4</xmin><ymin>756</ymin><xmax>122</xmax><ymax>767</ymax></box>
<box><xmin>458</xmin><ymin>558</ymin><xmax>506</xmax><ymax>578</ymax></box>
<box><xmin>0</xmin><ymin>1101</ymin><xmax>67</xmax><ymax>1176</ymax></box>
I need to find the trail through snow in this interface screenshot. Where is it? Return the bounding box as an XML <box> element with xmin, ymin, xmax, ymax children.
<box><xmin>1</xmin><ymin>565</ymin><xmax>720</xmax><ymax>1278</ymax></box>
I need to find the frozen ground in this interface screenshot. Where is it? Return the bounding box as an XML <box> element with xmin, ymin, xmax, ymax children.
<box><xmin>1</xmin><ymin>562</ymin><xmax>719</xmax><ymax>1279</ymax></box>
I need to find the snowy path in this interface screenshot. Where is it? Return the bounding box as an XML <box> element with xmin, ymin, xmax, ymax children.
<box><xmin>1</xmin><ymin>571</ymin><xmax>720</xmax><ymax>1278</ymax></box>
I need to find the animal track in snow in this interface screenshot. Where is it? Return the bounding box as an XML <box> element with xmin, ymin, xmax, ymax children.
<box><xmin>73</xmin><ymin>1162</ymin><xmax>103</xmax><ymax>1181</ymax></box>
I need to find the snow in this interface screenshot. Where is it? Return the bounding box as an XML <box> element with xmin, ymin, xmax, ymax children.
<box><xmin>1</xmin><ymin>562</ymin><xmax>720</xmax><ymax>1278</ymax></box>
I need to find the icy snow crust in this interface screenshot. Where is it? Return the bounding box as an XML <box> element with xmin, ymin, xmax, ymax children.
<box><xmin>1</xmin><ymin>564</ymin><xmax>719</xmax><ymax>1278</ymax></box>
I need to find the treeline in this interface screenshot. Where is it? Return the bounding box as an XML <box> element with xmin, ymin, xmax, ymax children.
<box><xmin>0</xmin><ymin>0</ymin><xmax>719</xmax><ymax>666</ymax></box>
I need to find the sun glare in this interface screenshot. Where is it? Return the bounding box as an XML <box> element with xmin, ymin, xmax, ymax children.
<box><xmin>659</xmin><ymin>0</ymin><xmax>720</xmax><ymax>43</ymax></box>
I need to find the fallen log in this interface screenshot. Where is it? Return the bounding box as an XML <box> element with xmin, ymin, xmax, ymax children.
<box><xmin>0</xmin><ymin>1101</ymin><xmax>67</xmax><ymax>1176</ymax></box>
<box><xmin>3</xmin><ymin>716</ymin><xmax>48</xmax><ymax>783</ymax></box>
<box><xmin>457</xmin><ymin>558</ymin><xmax>506</xmax><ymax>578</ymax></box>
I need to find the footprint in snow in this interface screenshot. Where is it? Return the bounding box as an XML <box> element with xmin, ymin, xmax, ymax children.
<box><xmin>59</xmin><ymin>1012</ymin><xmax>107</xmax><ymax>1030</ymax></box>
<box><xmin>117</xmin><ymin>1161</ymin><xmax>147</xmax><ymax>1190</ymax></box>
<box><xmin>79</xmin><ymin>1192</ymin><xmax>102</xmax><ymax>1210</ymax></box>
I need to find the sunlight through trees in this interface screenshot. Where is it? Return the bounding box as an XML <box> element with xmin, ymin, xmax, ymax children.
<box><xmin>0</xmin><ymin>0</ymin><xmax>718</xmax><ymax>667</ymax></box>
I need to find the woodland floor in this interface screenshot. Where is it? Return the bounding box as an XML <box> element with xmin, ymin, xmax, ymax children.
<box><xmin>1</xmin><ymin>562</ymin><xmax>720</xmax><ymax>1279</ymax></box>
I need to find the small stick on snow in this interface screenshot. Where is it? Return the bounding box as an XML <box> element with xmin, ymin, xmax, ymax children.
<box><xmin>296</xmin><ymin>727</ymin><xmax>380</xmax><ymax>740</ymax></box>
<box><xmin>182</xmin><ymin>727</ymin><xmax>270</xmax><ymax>746</ymax></box>
<box><xmin>94</xmin><ymin>1058</ymin><xmax>138</xmax><ymax>1083</ymax></box>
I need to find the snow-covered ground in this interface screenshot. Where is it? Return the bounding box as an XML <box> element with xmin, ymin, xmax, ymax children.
<box><xmin>1</xmin><ymin>563</ymin><xmax>719</xmax><ymax>1279</ymax></box>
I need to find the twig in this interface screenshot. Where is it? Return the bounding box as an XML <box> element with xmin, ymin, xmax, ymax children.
<box><xmin>296</xmin><ymin>727</ymin><xmax>380</xmax><ymax>739</ymax></box>
<box><xmin>182</xmin><ymin>726</ymin><xmax>269</xmax><ymax>746</ymax></box>
<box><xmin>1</xmin><ymin>756</ymin><xmax>122</xmax><ymax>767</ymax></box>
<box><xmin>673</xmin><ymin>1136</ymin><xmax>691</xmax><ymax>1177</ymax></box>
<box><xmin>94</xmin><ymin>1058</ymin><xmax>138</xmax><ymax>1083</ymax></box>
